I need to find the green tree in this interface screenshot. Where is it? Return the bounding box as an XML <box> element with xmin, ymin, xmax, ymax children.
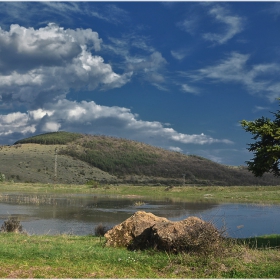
<box><xmin>240</xmin><ymin>100</ymin><xmax>280</xmax><ymax>177</ymax></box>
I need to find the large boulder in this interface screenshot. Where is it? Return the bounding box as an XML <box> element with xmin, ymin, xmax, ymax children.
<box><xmin>104</xmin><ymin>211</ymin><xmax>222</xmax><ymax>253</ymax></box>
<box><xmin>104</xmin><ymin>211</ymin><xmax>168</xmax><ymax>249</ymax></box>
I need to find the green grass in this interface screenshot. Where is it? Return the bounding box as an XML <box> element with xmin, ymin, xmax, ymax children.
<box><xmin>0</xmin><ymin>233</ymin><xmax>279</xmax><ymax>278</ymax></box>
<box><xmin>240</xmin><ymin>234</ymin><xmax>280</xmax><ymax>249</ymax></box>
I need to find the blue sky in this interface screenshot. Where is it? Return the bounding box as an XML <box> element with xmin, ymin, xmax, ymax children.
<box><xmin>0</xmin><ymin>1</ymin><xmax>280</xmax><ymax>166</ymax></box>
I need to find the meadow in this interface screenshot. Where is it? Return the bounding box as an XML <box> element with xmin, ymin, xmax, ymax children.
<box><xmin>0</xmin><ymin>233</ymin><xmax>279</xmax><ymax>278</ymax></box>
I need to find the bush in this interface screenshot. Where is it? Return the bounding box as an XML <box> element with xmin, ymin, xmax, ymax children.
<box><xmin>174</xmin><ymin>221</ymin><xmax>224</xmax><ymax>255</ymax></box>
<box><xmin>0</xmin><ymin>173</ymin><xmax>5</xmax><ymax>182</ymax></box>
<box><xmin>1</xmin><ymin>217</ymin><xmax>23</xmax><ymax>233</ymax></box>
<box><xmin>94</xmin><ymin>223</ymin><xmax>109</xmax><ymax>237</ymax></box>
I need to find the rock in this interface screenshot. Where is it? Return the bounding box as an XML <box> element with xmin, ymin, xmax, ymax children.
<box><xmin>104</xmin><ymin>211</ymin><xmax>221</xmax><ymax>253</ymax></box>
<box><xmin>104</xmin><ymin>211</ymin><xmax>168</xmax><ymax>249</ymax></box>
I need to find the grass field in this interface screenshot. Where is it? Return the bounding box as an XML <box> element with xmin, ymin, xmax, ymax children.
<box><xmin>0</xmin><ymin>233</ymin><xmax>279</xmax><ymax>278</ymax></box>
<box><xmin>0</xmin><ymin>144</ymin><xmax>116</xmax><ymax>184</ymax></box>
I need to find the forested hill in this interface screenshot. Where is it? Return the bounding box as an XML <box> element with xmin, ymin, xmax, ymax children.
<box><xmin>10</xmin><ymin>131</ymin><xmax>280</xmax><ymax>186</ymax></box>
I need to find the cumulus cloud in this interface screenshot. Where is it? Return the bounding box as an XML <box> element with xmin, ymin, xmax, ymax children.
<box><xmin>0</xmin><ymin>23</ymin><xmax>132</xmax><ymax>108</ymax></box>
<box><xmin>203</xmin><ymin>5</ymin><xmax>244</xmax><ymax>45</ymax></box>
<box><xmin>188</xmin><ymin>52</ymin><xmax>280</xmax><ymax>101</ymax></box>
<box><xmin>0</xmin><ymin>112</ymin><xmax>35</xmax><ymax>138</ymax></box>
<box><xmin>0</xmin><ymin>100</ymin><xmax>233</xmax><ymax>146</ymax></box>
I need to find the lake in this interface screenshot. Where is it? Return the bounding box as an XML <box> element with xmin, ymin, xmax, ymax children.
<box><xmin>0</xmin><ymin>192</ymin><xmax>279</xmax><ymax>238</ymax></box>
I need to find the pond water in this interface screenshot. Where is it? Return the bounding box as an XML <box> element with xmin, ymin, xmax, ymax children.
<box><xmin>0</xmin><ymin>192</ymin><xmax>279</xmax><ymax>238</ymax></box>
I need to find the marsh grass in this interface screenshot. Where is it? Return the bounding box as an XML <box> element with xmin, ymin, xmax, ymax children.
<box><xmin>240</xmin><ymin>234</ymin><xmax>280</xmax><ymax>249</ymax></box>
<box><xmin>0</xmin><ymin>233</ymin><xmax>279</xmax><ymax>278</ymax></box>
<box><xmin>133</xmin><ymin>200</ymin><xmax>146</xmax><ymax>206</ymax></box>
<box><xmin>1</xmin><ymin>183</ymin><xmax>280</xmax><ymax>204</ymax></box>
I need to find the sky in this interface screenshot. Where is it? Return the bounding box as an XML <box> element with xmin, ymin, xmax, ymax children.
<box><xmin>0</xmin><ymin>1</ymin><xmax>280</xmax><ymax>166</ymax></box>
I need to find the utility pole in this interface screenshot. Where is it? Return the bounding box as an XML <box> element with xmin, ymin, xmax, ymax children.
<box><xmin>182</xmin><ymin>174</ymin><xmax>185</xmax><ymax>186</ymax></box>
<box><xmin>54</xmin><ymin>148</ymin><xmax>58</xmax><ymax>183</ymax></box>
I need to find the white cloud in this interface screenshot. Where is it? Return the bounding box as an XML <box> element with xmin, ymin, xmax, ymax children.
<box><xmin>170</xmin><ymin>132</ymin><xmax>232</xmax><ymax>145</ymax></box>
<box><xmin>169</xmin><ymin>146</ymin><xmax>183</xmax><ymax>153</ymax></box>
<box><xmin>0</xmin><ymin>112</ymin><xmax>28</xmax><ymax>126</ymax></box>
<box><xmin>28</xmin><ymin>109</ymin><xmax>54</xmax><ymax>121</ymax></box>
<box><xmin>106</xmin><ymin>35</ymin><xmax>168</xmax><ymax>90</ymax></box>
<box><xmin>188</xmin><ymin>52</ymin><xmax>280</xmax><ymax>100</ymax></box>
<box><xmin>203</xmin><ymin>5</ymin><xmax>244</xmax><ymax>45</ymax></box>
<box><xmin>126</xmin><ymin>51</ymin><xmax>168</xmax><ymax>88</ymax></box>
<box><xmin>42</xmin><ymin>122</ymin><xmax>61</xmax><ymax>132</ymax></box>
<box><xmin>253</xmin><ymin>106</ymin><xmax>270</xmax><ymax>113</ymax></box>
<box><xmin>92</xmin><ymin>4</ymin><xmax>130</xmax><ymax>25</ymax></box>
<box><xmin>171</xmin><ymin>49</ymin><xmax>189</xmax><ymax>61</ymax></box>
<box><xmin>0</xmin><ymin>112</ymin><xmax>35</xmax><ymax>137</ymax></box>
<box><xmin>128</xmin><ymin>51</ymin><xmax>167</xmax><ymax>72</ymax></box>
<box><xmin>0</xmin><ymin>100</ymin><xmax>233</xmax><ymax>146</ymax></box>
<box><xmin>177</xmin><ymin>18</ymin><xmax>198</xmax><ymax>35</ymax></box>
<box><xmin>181</xmin><ymin>84</ymin><xmax>199</xmax><ymax>95</ymax></box>
<box><xmin>0</xmin><ymin>24</ymin><xmax>132</xmax><ymax>107</ymax></box>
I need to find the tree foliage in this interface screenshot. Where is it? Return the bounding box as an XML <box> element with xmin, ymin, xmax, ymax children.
<box><xmin>14</xmin><ymin>131</ymin><xmax>83</xmax><ymax>145</ymax></box>
<box><xmin>240</xmin><ymin>101</ymin><xmax>280</xmax><ymax>177</ymax></box>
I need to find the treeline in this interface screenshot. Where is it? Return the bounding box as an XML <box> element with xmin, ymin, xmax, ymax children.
<box><xmin>14</xmin><ymin>131</ymin><xmax>83</xmax><ymax>145</ymax></box>
<box><xmin>59</xmin><ymin>136</ymin><xmax>159</xmax><ymax>175</ymax></box>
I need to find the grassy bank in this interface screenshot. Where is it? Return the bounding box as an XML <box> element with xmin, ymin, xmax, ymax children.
<box><xmin>0</xmin><ymin>233</ymin><xmax>279</xmax><ymax>278</ymax></box>
<box><xmin>1</xmin><ymin>182</ymin><xmax>280</xmax><ymax>203</ymax></box>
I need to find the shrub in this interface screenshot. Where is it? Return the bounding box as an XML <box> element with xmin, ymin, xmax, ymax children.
<box><xmin>1</xmin><ymin>217</ymin><xmax>23</xmax><ymax>233</ymax></box>
<box><xmin>174</xmin><ymin>221</ymin><xmax>224</xmax><ymax>255</ymax></box>
<box><xmin>0</xmin><ymin>173</ymin><xmax>5</xmax><ymax>182</ymax></box>
<box><xmin>94</xmin><ymin>223</ymin><xmax>109</xmax><ymax>237</ymax></box>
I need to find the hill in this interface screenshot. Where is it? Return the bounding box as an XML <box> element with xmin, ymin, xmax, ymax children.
<box><xmin>2</xmin><ymin>131</ymin><xmax>280</xmax><ymax>186</ymax></box>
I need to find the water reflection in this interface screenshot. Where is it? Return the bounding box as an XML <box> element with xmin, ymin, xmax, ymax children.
<box><xmin>0</xmin><ymin>192</ymin><xmax>279</xmax><ymax>238</ymax></box>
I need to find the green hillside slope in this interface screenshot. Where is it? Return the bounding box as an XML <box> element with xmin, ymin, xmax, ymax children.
<box><xmin>10</xmin><ymin>131</ymin><xmax>280</xmax><ymax>186</ymax></box>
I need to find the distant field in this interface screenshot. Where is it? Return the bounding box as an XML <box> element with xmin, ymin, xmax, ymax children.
<box><xmin>0</xmin><ymin>183</ymin><xmax>280</xmax><ymax>204</ymax></box>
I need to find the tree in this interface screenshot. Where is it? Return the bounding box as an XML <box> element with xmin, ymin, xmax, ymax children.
<box><xmin>240</xmin><ymin>100</ymin><xmax>280</xmax><ymax>177</ymax></box>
